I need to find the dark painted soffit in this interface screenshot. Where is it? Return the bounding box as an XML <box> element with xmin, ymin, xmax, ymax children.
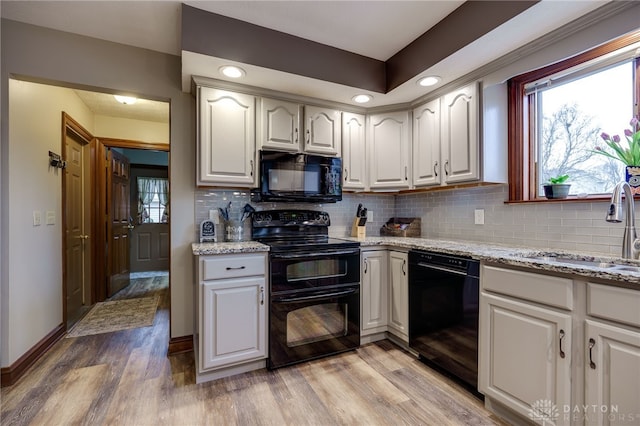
<box><xmin>182</xmin><ymin>2</ymin><xmax>539</xmax><ymax>94</ymax></box>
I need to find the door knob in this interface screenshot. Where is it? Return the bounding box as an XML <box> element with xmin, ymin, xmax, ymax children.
<box><xmin>125</xmin><ymin>225</ymin><xmax>135</xmax><ymax>230</ymax></box>
<box><xmin>75</xmin><ymin>235</ymin><xmax>89</xmax><ymax>240</ymax></box>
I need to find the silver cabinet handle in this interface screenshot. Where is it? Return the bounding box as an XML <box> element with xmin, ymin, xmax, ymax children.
<box><xmin>294</xmin><ymin>128</ymin><xmax>298</xmax><ymax>143</ymax></box>
<box><xmin>260</xmin><ymin>286</ymin><xmax>265</xmax><ymax>305</ymax></box>
<box><xmin>434</xmin><ymin>161</ymin><xmax>438</xmax><ymax>177</ymax></box>
<box><xmin>589</xmin><ymin>338</ymin><xmax>596</xmax><ymax>369</ymax></box>
<box><xmin>364</xmin><ymin>259</ymin><xmax>368</xmax><ymax>274</ymax></box>
<box><xmin>344</xmin><ymin>169</ymin><xmax>348</xmax><ymax>181</ymax></box>
<box><xmin>402</xmin><ymin>259</ymin><xmax>406</xmax><ymax>275</ymax></box>
<box><xmin>404</xmin><ymin>166</ymin><xmax>408</xmax><ymax>181</ymax></box>
<box><xmin>306</xmin><ymin>129</ymin><xmax>310</xmax><ymax>144</ymax></box>
<box><xmin>559</xmin><ymin>329</ymin><xmax>566</xmax><ymax>359</ymax></box>
<box><xmin>250</xmin><ymin>159</ymin><xmax>254</xmax><ymax>176</ymax></box>
<box><xmin>444</xmin><ymin>160</ymin><xmax>450</xmax><ymax>176</ymax></box>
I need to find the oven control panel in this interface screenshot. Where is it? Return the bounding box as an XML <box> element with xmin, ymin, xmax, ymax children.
<box><xmin>253</xmin><ymin>210</ymin><xmax>330</xmax><ymax>227</ymax></box>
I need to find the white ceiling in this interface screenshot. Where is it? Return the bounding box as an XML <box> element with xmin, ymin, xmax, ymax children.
<box><xmin>2</xmin><ymin>0</ymin><xmax>611</xmax><ymax>114</ymax></box>
<box><xmin>73</xmin><ymin>89</ymin><xmax>169</xmax><ymax>123</ymax></box>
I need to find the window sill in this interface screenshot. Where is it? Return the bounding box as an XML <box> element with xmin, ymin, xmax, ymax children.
<box><xmin>504</xmin><ymin>195</ymin><xmax>637</xmax><ymax>205</ymax></box>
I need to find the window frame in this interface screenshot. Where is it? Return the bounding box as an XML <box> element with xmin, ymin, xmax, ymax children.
<box><xmin>507</xmin><ymin>31</ymin><xmax>640</xmax><ymax>202</ymax></box>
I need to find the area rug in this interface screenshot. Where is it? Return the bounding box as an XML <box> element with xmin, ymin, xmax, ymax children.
<box><xmin>66</xmin><ymin>296</ymin><xmax>159</xmax><ymax>338</ymax></box>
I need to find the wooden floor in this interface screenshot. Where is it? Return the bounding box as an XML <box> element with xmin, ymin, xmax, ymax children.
<box><xmin>1</xmin><ymin>274</ymin><xmax>507</xmax><ymax>426</ymax></box>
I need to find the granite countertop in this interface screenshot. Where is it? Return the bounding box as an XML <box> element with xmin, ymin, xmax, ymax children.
<box><xmin>192</xmin><ymin>241</ymin><xmax>269</xmax><ymax>255</ymax></box>
<box><xmin>191</xmin><ymin>236</ymin><xmax>639</xmax><ymax>287</ymax></box>
<box><xmin>344</xmin><ymin>236</ymin><xmax>640</xmax><ymax>287</ymax></box>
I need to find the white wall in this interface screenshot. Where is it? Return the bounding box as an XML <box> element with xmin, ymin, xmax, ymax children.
<box><xmin>94</xmin><ymin>115</ymin><xmax>169</xmax><ymax>144</ymax></box>
<box><xmin>1</xmin><ymin>19</ymin><xmax>195</xmax><ymax>367</ymax></box>
<box><xmin>5</xmin><ymin>80</ymin><xmax>95</xmax><ymax>364</ymax></box>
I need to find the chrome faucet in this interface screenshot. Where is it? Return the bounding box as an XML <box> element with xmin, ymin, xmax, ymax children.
<box><xmin>606</xmin><ymin>181</ymin><xmax>640</xmax><ymax>259</ymax></box>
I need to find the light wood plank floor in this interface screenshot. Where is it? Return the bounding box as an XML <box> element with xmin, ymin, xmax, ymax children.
<box><xmin>1</xmin><ymin>275</ymin><xmax>507</xmax><ymax>425</ymax></box>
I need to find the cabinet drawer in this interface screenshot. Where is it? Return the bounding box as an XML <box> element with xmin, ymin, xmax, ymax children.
<box><xmin>482</xmin><ymin>265</ymin><xmax>573</xmax><ymax>310</ymax></box>
<box><xmin>588</xmin><ymin>283</ymin><xmax>640</xmax><ymax>328</ymax></box>
<box><xmin>201</xmin><ymin>254</ymin><xmax>265</xmax><ymax>280</ymax></box>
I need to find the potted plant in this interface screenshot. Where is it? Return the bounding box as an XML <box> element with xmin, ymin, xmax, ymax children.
<box><xmin>594</xmin><ymin>117</ymin><xmax>640</xmax><ymax>194</ymax></box>
<box><xmin>543</xmin><ymin>174</ymin><xmax>571</xmax><ymax>199</ymax></box>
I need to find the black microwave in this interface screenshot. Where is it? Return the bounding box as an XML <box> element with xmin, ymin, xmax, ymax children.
<box><xmin>252</xmin><ymin>150</ymin><xmax>342</xmax><ymax>203</ymax></box>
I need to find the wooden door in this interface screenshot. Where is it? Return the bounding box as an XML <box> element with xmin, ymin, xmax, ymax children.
<box><xmin>64</xmin><ymin>129</ymin><xmax>92</xmax><ymax>327</ymax></box>
<box><xmin>107</xmin><ymin>149</ymin><xmax>131</xmax><ymax>297</ymax></box>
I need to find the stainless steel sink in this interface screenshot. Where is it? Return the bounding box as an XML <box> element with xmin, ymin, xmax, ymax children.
<box><xmin>521</xmin><ymin>254</ymin><xmax>640</xmax><ymax>272</ymax></box>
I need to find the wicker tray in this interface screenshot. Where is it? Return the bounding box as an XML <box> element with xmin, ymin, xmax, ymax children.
<box><xmin>380</xmin><ymin>217</ymin><xmax>421</xmax><ymax>238</ymax></box>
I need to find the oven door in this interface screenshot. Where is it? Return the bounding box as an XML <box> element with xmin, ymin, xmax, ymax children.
<box><xmin>270</xmin><ymin>248</ymin><xmax>360</xmax><ymax>294</ymax></box>
<box><xmin>269</xmin><ymin>284</ymin><xmax>360</xmax><ymax>369</ymax></box>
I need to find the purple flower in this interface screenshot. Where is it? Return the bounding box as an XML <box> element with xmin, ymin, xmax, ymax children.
<box><xmin>625</xmin><ymin>129</ymin><xmax>633</xmax><ymax>137</ymax></box>
<box><xmin>600</xmin><ymin>132</ymin><xmax>610</xmax><ymax>140</ymax></box>
<box><xmin>630</xmin><ymin>117</ymin><xmax>638</xmax><ymax>127</ymax></box>
<box><xmin>595</xmin><ymin>146</ymin><xmax>603</xmax><ymax>151</ymax></box>
<box><xmin>612</xmin><ymin>135</ymin><xmax>621</xmax><ymax>143</ymax></box>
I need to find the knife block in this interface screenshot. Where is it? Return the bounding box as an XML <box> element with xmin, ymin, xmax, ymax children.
<box><xmin>351</xmin><ymin>217</ymin><xmax>366</xmax><ymax>239</ymax></box>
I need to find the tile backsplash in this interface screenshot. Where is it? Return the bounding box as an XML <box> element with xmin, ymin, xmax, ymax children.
<box><xmin>195</xmin><ymin>184</ymin><xmax>637</xmax><ymax>257</ymax></box>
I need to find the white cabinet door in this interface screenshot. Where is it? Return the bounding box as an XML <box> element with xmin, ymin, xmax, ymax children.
<box><xmin>585</xmin><ymin>320</ymin><xmax>640</xmax><ymax>426</ymax></box>
<box><xmin>304</xmin><ymin>106</ymin><xmax>341</xmax><ymax>156</ymax></box>
<box><xmin>342</xmin><ymin>112</ymin><xmax>367</xmax><ymax>191</ymax></box>
<box><xmin>201</xmin><ymin>277</ymin><xmax>266</xmax><ymax>370</ymax></box>
<box><xmin>368</xmin><ymin>111</ymin><xmax>411</xmax><ymax>190</ymax></box>
<box><xmin>479</xmin><ymin>292</ymin><xmax>572</xmax><ymax>424</ymax></box>
<box><xmin>441</xmin><ymin>82</ymin><xmax>479</xmax><ymax>184</ymax></box>
<box><xmin>388</xmin><ymin>251</ymin><xmax>408</xmax><ymax>341</ymax></box>
<box><xmin>259</xmin><ymin>98</ymin><xmax>301</xmax><ymax>152</ymax></box>
<box><xmin>413</xmin><ymin>99</ymin><xmax>441</xmax><ymax>187</ymax></box>
<box><xmin>198</xmin><ymin>87</ymin><xmax>256</xmax><ymax>187</ymax></box>
<box><xmin>361</xmin><ymin>250</ymin><xmax>388</xmax><ymax>334</ymax></box>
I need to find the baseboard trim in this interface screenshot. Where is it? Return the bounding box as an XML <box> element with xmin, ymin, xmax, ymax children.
<box><xmin>1</xmin><ymin>323</ymin><xmax>65</xmax><ymax>387</ymax></box>
<box><xmin>168</xmin><ymin>335</ymin><xmax>193</xmax><ymax>355</ymax></box>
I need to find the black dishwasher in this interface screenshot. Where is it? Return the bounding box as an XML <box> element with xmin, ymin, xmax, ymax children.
<box><xmin>408</xmin><ymin>250</ymin><xmax>480</xmax><ymax>390</ymax></box>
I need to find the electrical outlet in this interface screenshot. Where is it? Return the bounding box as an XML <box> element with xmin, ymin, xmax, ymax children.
<box><xmin>33</xmin><ymin>211</ymin><xmax>42</xmax><ymax>226</ymax></box>
<box><xmin>474</xmin><ymin>209</ymin><xmax>485</xmax><ymax>225</ymax></box>
<box><xmin>367</xmin><ymin>210</ymin><xmax>373</xmax><ymax>222</ymax></box>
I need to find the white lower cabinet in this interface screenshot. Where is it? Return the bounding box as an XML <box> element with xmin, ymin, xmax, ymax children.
<box><xmin>195</xmin><ymin>253</ymin><xmax>267</xmax><ymax>383</ymax></box>
<box><xmin>480</xmin><ymin>265</ymin><xmax>640</xmax><ymax>426</ymax></box>
<box><xmin>388</xmin><ymin>251</ymin><xmax>408</xmax><ymax>342</ymax></box>
<box><xmin>480</xmin><ymin>292</ymin><xmax>572</xmax><ymax>424</ymax></box>
<box><xmin>361</xmin><ymin>250</ymin><xmax>388</xmax><ymax>336</ymax></box>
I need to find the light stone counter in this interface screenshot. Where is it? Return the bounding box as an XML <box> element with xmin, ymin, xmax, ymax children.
<box><xmin>191</xmin><ymin>241</ymin><xmax>269</xmax><ymax>255</ymax></box>
<box><xmin>341</xmin><ymin>236</ymin><xmax>640</xmax><ymax>287</ymax></box>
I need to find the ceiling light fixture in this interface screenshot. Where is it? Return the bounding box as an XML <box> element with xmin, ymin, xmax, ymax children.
<box><xmin>113</xmin><ymin>95</ymin><xmax>137</xmax><ymax>105</ymax></box>
<box><xmin>352</xmin><ymin>94</ymin><xmax>372</xmax><ymax>104</ymax></box>
<box><xmin>417</xmin><ymin>76</ymin><xmax>441</xmax><ymax>87</ymax></box>
<box><xmin>220</xmin><ymin>66</ymin><xmax>246</xmax><ymax>79</ymax></box>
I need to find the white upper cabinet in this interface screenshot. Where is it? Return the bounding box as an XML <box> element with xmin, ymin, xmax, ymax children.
<box><xmin>304</xmin><ymin>106</ymin><xmax>341</xmax><ymax>156</ymax></box>
<box><xmin>197</xmin><ymin>87</ymin><xmax>256</xmax><ymax>187</ymax></box>
<box><xmin>413</xmin><ymin>99</ymin><xmax>441</xmax><ymax>187</ymax></box>
<box><xmin>259</xmin><ymin>98</ymin><xmax>341</xmax><ymax>156</ymax></box>
<box><xmin>342</xmin><ymin>112</ymin><xmax>367</xmax><ymax>191</ymax></box>
<box><xmin>258</xmin><ymin>98</ymin><xmax>301</xmax><ymax>152</ymax></box>
<box><xmin>367</xmin><ymin>111</ymin><xmax>411</xmax><ymax>191</ymax></box>
<box><xmin>441</xmin><ymin>82</ymin><xmax>480</xmax><ymax>184</ymax></box>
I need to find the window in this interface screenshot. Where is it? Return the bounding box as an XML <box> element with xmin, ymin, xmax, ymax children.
<box><xmin>508</xmin><ymin>32</ymin><xmax>640</xmax><ymax>201</ymax></box>
<box><xmin>137</xmin><ymin>177</ymin><xmax>169</xmax><ymax>224</ymax></box>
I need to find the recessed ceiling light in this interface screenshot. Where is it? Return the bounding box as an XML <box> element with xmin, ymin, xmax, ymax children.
<box><xmin>220</xmin><ymin>66</ymin><xmax>246</xmax><ymax>78</ymax></box>
<box><xmin>417</xmin><ymin>76</ymin><xmax>441</xmax><ymax>87</ymax></box>
<box><xmin>113</xmin><ymin>95</ymin><xmax>137</xmax><ymax>105</ymax></box>
<box><xmin>352</xmin><ymin>94</ymin><xmax>372</xmax><ymax>104</ymax></box>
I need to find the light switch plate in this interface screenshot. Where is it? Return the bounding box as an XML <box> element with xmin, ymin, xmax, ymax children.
<box><xmin>33</xmin><ymin>211</ymin><xmax>42</xmax><ymax>226</ymax></box>
<box><xmin>46</xmin><ymin>210</ymin><xmax>55</xmax><ymax>225</ymax></box>
<box><xmin>367</xmin><ymin>210</ymin><xmax>373</xmax><ymax>222</ymax></box>
<box><xmin>474</xmin><ymin>209</ymin><xmax>485</xmax><ymax>225</ymax></box>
